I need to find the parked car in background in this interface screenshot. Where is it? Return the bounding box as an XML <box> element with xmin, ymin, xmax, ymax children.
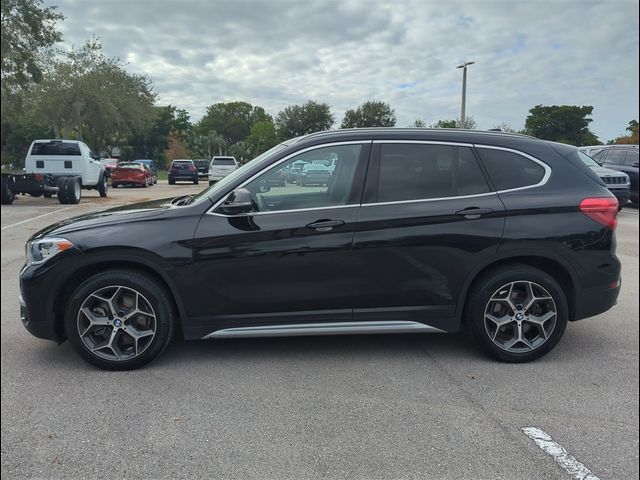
<box><xmin>208</xmin><ymin>156</ymin><xmax>238</xmax><ymax>185</ymax></box>
<box><xmin>18</xmin><ymin>129</ymin><xmax>622</xmax><ymax>369</ymax></box>
<box><xmin>111</xmin><ymin>162</ymin><xmax>153</xmax><ymax>188</ymax></box>
<box><xmin>132</xmin><ymin>159</ymin><xmax>158</xmax><ymax>184</ymax></box>
<box><xmin>192</xmin><ymin>159</ymin><xmax>210</xmax><ymax>178</ymax></box>
<box><xmin>287</xmin><ymin>160</ymin><xmax>308</xmax><ymax>183</ymax></box>
<box><xmin>169</xmin><ymin>159</ymin><xmax>198</xmax><ymax>185</ymax></box>
<box><xmin>591</xmin><ymin>145</ymin><xmax>639</xmax><ymax>205</ymax></box>
<box><xmin>577</xmin><ymin>151</ymin><xmax>630</xmax><ymax>207</ymax></box>
<box><xmin>266</xmin><ymin>167</ymin><xmax>286</xmax><ymax>187</ymax></box>
<box><xmin>297</xmin><ymin>162</ymin><xmax>332</xmax><ymax>186</ymax></box>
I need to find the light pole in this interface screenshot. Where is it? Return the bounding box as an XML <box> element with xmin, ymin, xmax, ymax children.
<box><xmin>456</xmin><ymin>61</ymin><xmax>475</xmax><ymax>128</ymax></box>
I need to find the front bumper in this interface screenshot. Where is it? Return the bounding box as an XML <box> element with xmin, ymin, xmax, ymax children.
<box><xmin>19</xmin><ymin>276</ymin><xmax>59</xmax><ymax>341</ymax></box>
<box><xmin>607</xmin><ymin>187</ymin><xmax>630</xmax><ymax>205</ymax></box>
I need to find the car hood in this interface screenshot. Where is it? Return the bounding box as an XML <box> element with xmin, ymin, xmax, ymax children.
<box><xmin>590</xmin><ymin>165</ymin><xmax>627</xmax><ymax>178</ymax></box>
<box><xmin>31</xmin><ymin>197</ymin><xmax>176</xmax><ymax>239</ymax></box>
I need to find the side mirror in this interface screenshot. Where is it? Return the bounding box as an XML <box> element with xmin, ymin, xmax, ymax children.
<box><xmin>220</xmin><ymin>188</ymin><xmax>254</xmax><ymax>215</ymax></box>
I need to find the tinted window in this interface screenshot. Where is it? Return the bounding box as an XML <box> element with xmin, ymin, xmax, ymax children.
<box><xmin>592</xmin><ymin>150</ymin><xmax>606</xmax><ymax>160</ymax></box>
<box><xmin>603</xmin><ymin>150</ymin><xmax>626</xmax><ymax>165</ymax></box>
<box><xmin>172</xmin><ymin>161</ymin><xmax>192</xmax><ymax>167</ymax></box>
<box><xmin>244</xmin><ymin>144</ymin><xmax>362</xmax><ymax>212</ymax></box>
<box><xmin>31</xmin><ymin>142</ymin><xmax>81</xmax><ymax>156</ymax></box>
<box><xmin>624</xmin><ymin>150</ymin><xmax>638</xmax><ymax>166</ymax></box>
<box><xmin>477</xmin><ymin>148</ymin><xmax>545</xmax><ymax>190</ymax></box>
<box><xmin>212</xmin><ymin>158</ymin><xmax>236</xmax><ymax>165</ymax></box>
<box><xmin>376</xmin><ymin>144</ymin><xmax>489</xmax><ymax>202</ymax></box>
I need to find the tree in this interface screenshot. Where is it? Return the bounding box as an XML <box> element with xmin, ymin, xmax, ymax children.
<box><xmin>197</xmin><ymin>101</ymin><xmax>271</xmax><ymax>146</ymax></box>
<box><xmin>430</xmin><ymin>119</ymin><xmax>457</xmax><ymax>128</ymax></box>
<box><xmin>611</xmin><ymin>120</ymin><xmax>639</xmax><ymax>144</ymax></box>
<box><xmin>30</xmin><ymin>39</ymin><xmax>157</xmax><ymax>152</ymax></box>
<box><xmin>275</xmin><ymin>100</ymin><xmax>334</xmax><ymax>139</ymax></box>
<box><xmin>492</xmin><ymin>122</ymin><xmax>516</xmax><ymax>133</ymax></box>
<box><xmin>340</xmin><ymin>101</ymin><xmax>396</xmax><ymax>128</ymax></box>
<box><xmin>162</xmin><ymin>131</ymin><xmax>190</xmax><ymax>167</ymax></box>
<box><xmin>245</xmin><ymin>120</ymin><xmax>278</xmax><ymax>157</ymax></box>
<box><xmin>127</xmin><ymin>105</ymin><xmax>191</xmax><ymax>163</ymax></box>
<box><xmin>524</xmin><ymin>105</ymin><xmax>600</xmax><ymax>146</ymax></box>
<box><xmin>411</xmin><ymin>118</ymin><xmax>426</xmax><ymax>127</ymax></box>
<box><xmin>1</xmin><ymin>0</ymin><xmax>64</xmax><ymax>90</ymax></box>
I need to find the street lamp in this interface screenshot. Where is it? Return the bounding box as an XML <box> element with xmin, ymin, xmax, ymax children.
<box><xmin>456</xmin><ymin>61</ymin><xmax>475</xmax><ymax>128</ymax></box>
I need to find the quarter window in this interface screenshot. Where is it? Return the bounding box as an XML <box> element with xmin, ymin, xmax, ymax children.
<box><xmin>375</xmin><ymin>144</ymin><xmax>490</xmax><ymax>202</ymax></box>
<box><xmin>477</xmin><ymin>148</ymin><xmax>546</xmax><ymax>191</ymax></box>
<box><xmin>244</xmin><ymin>144</ymin><xmax>363</xmax><ymax>212</ymax></box>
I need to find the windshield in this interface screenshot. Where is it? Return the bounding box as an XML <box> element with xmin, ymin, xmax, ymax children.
<box><xmin>190</xmin><ymin>144</ymin><xmax>287</xmax><ymax>204</ymax></box>
<box><xmin>578</xmin><ymin>151</ymin><xmax>601</xmax><ymax>167</ymax></box>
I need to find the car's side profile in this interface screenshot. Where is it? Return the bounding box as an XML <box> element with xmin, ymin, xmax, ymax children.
<box><xmin>19</xmin><ymin>129</ymin><xmax>621</xmax><ymax>370</ymax></box>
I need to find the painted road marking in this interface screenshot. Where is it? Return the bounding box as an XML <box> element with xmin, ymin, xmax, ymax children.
<box><xmin>1</xmin><ymin>206</ymin><xmax>76</xmax><ymax>231</ymax></box>
<box><xmin>522</xmin><ymin>427</ymin><xmax>600</xmax><ymax>480</ymax></box>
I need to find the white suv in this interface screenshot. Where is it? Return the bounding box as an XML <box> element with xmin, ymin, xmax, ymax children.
<box><xmin>208</xmin><ymin>156</ymin><xmax>238</xmax><ymax>185</ymax></box>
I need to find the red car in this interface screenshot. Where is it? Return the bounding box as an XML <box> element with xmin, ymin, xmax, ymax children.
<box><xmin>111</xmin><ymin>163</ymin><xmax>153</xmax><ymax>188</ymax></box>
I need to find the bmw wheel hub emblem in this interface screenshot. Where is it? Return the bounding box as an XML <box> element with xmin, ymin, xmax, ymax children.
<box><xmin>515</xmin><ymin>313</ymin><xmax>524</xmax><ymax>321</ymax></box>
<box><xmin>114</xmin><ymin>319</ymin><xmax>122</xmax><ymax>327</ymax></box>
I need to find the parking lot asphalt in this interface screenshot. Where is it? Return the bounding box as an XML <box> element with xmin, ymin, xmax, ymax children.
<box><xmin>1</xmin><ymin>183</ymin><xmax>638</xmax><ymax>480</ymax></box>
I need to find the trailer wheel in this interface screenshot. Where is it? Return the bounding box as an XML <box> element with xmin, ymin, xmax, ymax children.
<box><xmin>97</xmin><ymin>174</ymin><xmax>108</xmax><ymax>197</ymax></box>
<box><xmin>1</xmin><ymin>177</ymin><xmax>15</xmax><ymax>205</ymax></box>
<box><xmin>65</xmin><ymin>177</ymin><xmax>81</xmax><ymax>204</ymax></box>
<box><xmin>57</xmin><ymin>178</ymin><xmax>69</xmax><ymax>204</ymax></box>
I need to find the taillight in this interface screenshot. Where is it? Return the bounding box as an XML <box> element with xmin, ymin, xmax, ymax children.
<box><xmin>579</xmin><ymin>197</ymin><xmax>619</xmax><ymax>229</ymax></box>
<box><xmin>189</xmin><ymin>165</ymin><xmax>196</xmax><ymax>172</ymax></box>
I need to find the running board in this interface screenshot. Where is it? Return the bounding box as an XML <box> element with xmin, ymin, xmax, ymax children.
<box><xmin>202</xmin><ymin>321</ymin><xmax>445</xmax><ymax>339</ymax></box>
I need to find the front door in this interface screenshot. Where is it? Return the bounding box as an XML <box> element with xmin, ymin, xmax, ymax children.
<box><xmin>187</xmin><ymin>142</ymin><xmax>370</xmax><ymax>336</ymax></box>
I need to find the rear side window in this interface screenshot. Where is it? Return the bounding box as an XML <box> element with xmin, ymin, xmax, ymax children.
<box><xmin>624</xmin><ymin>150</ymin><xmax>638</xmax><ymax>166</ymax></box>
<box><xmin>212</xmin><ymin>158</ymin><xmax>236</xmax><ymax>165</ymax></box>
<box><xmin>31</xmin><ymin>142</ymin><xmax>81</xmax><ymax>156</ymax></box>
<box><xmin>376</xmin><ymin>144</ymin><xmax>490</xmax><ymax>202</ymax></box>
<box><xmin>476</xmin><ymin>148</ymin><xmax>546</xmax><ymax>191</ymax></box>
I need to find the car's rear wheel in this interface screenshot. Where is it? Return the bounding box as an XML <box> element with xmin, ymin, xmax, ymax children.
<box><xmin>466</xmin><ymin>265</ymin><xmax>568</xmax><ymax>362</ymax></box>
<box><xmin>1</xmin><ymin>176</ymin><xmax>15</xmax><ymax>205</ymax></box>
<box><xmin>65</xmin><ymin>270</ymin><xmax>175</xmax><ymax>370</ymax></box>
<box><xmin>57</xmin><ymin>178</ymin><xmax>69</xmax><ymax>204</ymax></box>
<box><xmin>65</xmin><ymin>177</ymin><xmax>81</xmax><ymax>204</ymax></box>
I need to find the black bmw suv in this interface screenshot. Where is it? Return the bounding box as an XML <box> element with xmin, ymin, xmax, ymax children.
<box><xmin>19</xmin><ymin>129</ymin><xmax>621</xmax><ymax>370</ymax></box>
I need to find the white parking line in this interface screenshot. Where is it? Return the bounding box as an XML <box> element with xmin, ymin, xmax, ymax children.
<box><xmin>521</xmin><ymin>427</ymin><xmax>600</xmax><ymax>480</ymax></box>
<box><xmin>1</xmin><ymin>206</ymin><xmax>75</xmax><ymax>231</ymax></box>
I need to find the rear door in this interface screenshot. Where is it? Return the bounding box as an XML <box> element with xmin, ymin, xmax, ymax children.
<box><xmin>351</xmin><ymin>141</ymin><xmax>505</xmax><ymax>332</ymax></box>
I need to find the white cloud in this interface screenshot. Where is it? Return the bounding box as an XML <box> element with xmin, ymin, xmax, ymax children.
<box><xmin>51</xmin><ymin>0</ymin><xmax>639</xmax><ymax>140</ymax></box>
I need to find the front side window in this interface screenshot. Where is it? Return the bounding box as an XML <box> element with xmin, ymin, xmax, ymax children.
<box><xmin>624</xmin><ymin>150</ymin><xmax>638</xmax><ymax>166</ymax></box>
<box><xmin>375</xmin><ymin>144</ymin><xmax>490</xmax><ymax>203</ymax></box>
<box><xmin>603</xmin><ymin>149</ymin><xmax>626</xmax><ymax>165</ymax></box>
<box><xmin>243</xmin><ymin>144</ymin><xmax>363</xmax><ymax>213</ymax></box>
<box><xmin>476</xmin><ymin>148</ymin><xmax>546</xmax><ymax>191</ymax></box>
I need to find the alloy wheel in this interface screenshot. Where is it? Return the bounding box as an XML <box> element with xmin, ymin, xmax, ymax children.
<box><xmin>484</xmin><ymin>281</ymin><xmax>557</xmax><ymax>353</ymax></box>
<box><xmin>77</xmin><ymin>285</ymin><xmax>157</xmax><ymax>361</ymax></box>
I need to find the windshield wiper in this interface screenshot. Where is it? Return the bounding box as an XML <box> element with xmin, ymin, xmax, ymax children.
<box><xmin>171</xmin><ymin>194</ymin><xmax>194</xmax><ymax>206</ymax></box>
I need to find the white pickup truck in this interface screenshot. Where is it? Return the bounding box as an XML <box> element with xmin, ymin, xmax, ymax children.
<box><xmin>1</xmin><ymin>139</ymin><xmax>108</xmax><ymax>205</ymax></box>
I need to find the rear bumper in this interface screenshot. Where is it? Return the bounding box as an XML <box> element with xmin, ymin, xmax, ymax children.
<box><xmin>572</xmin><ymin>256</ymin><xmax>622</xmax><ymax>321</ymax></box>
<box><xmin>169</xmin><ymin>174</ymin><xmax>198</xmax><ymax>181</ymax></box>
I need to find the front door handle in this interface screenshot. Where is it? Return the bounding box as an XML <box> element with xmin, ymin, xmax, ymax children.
<box><xmin>306</xmin><ymin>220</ymin><xmax>345</xmax><ymax>232</ymax></box>
<box><xmin>455</xmin><ymin>207</ymin><xmax>494</xmax><ymax>219</ymax></box>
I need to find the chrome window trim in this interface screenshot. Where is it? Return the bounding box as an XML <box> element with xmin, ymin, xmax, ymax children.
<box><xmin>206</xmin><ymin>140</ymin><xmax>370</xmax><ymax>217</ymax></box>
<box><xmin>205</xmin><ymin>140</ymin><xmax>553</xmax><ymax>218</ymax></box>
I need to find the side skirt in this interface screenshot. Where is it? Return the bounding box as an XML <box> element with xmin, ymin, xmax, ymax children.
<box><xmin>202</xmin><ymin>321</ymin><xmax>446</xmax><ymax>339</ymax></box>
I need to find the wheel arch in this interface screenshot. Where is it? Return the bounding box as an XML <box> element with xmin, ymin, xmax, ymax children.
<box><xmin>52</xmin><ymin>257</ymin><xmax>186</xmax><ymax>341</ymax></box>
<box><xmin>458</xmin><ymin>254</ymin><xmax>578</xmax><ymax>330</ymax></box>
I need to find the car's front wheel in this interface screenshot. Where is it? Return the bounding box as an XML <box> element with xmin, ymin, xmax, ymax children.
<box><xmin>466</xmin><ymin>265</ymin><xmax>568</xmax><ymax>362</ymax></box>
<box><xmin>65</xmin><ymin>270</ymin><xmax>176</xmax><ymax>370</ymax></box>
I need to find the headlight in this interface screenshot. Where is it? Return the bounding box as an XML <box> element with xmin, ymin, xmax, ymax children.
<box><xmin>26</xmin><ymin>237</ymin><xmax>75</xmax><ymax>265</ymax></box>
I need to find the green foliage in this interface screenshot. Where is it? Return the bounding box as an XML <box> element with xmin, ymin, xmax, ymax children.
<box><xmin>197</xmin><ymin>101</ymin><xmax>271</xmax><ymax>145</ymax></box>
<box><xmin>431</xmin><ymin>119</ymin><xmax>457</xmax><ymax>128</ymax></box>
<box><xmin>275</xmin><ymin>100</ymin><xmax>334</xmax><ymax>139</ymax></box>
<box><xmin>340</xmin><ymin>100</ymin><xmax>396</xmax><ymax>128</ymax></box>
<box><xmin>524</xmin><ymin>105</ymin><xmax>599</xmax><ymax>146</ymax></box>
<box><xmin>411</xmin><ymin>118</ymin><xmax>426</xmax><ymax>127</ymax></box>
<box><xmin>245</xmin><ymin>120</ymin><xmax>278</xmax><ymax>158</ymax></box>
<box><xmin>127</xmin><ymin>105</ymin><xmax>191</xmax><ymax>163</ymax></box>
<box><xmin>30</xmin><ymin>39</ymin><xmax>157</xmax><ymax>152</ymax></box>
<box><xmin>1</xmin><ymin>0</ymin><xmax>64</xmax><ymax>90</ymax></box>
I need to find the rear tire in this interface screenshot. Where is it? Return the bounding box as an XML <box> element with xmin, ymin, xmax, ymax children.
<box><xmin>465</xmin><ymin>265</ymin><xmax>568</xmax><ymax>363</ymax></box>
<box><xmin>57</xmin><ymin>178</ymin><xmax>69</xmax><ymax>204</ymax></box>
<box><xmin>64</xmin><ymin>269</ymin><xmax>176</xmax><ymax>370</ymax></box>
<box><xmin>1</xmin><ymin>177</ymin><xmax>15</xmax><ymax>205</ymax></box>
<box><xmin>65</xmin><ymin>177</ymin><xmax>81</xmax><ymax>204</ymax></box>
<box><xmin>193</xmin><ymin>178</ymin><xmax>199</xmax><ymax>185</ymax></box>
<box><xmin>168</xmin><ymin>179</ymin><xmax>175</xmax><ymax>185</ymax></box>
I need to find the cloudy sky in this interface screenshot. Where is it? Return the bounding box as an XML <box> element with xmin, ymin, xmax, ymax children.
<box><xmin>50</xmin><ymin>0</ymin><xmax>638</xmax><ymax>141</ymax></box>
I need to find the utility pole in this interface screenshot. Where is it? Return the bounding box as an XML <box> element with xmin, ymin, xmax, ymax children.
<box><xmin>456</xmin><ymin>61</ymin><xmax>475</xmax><ymax>128</ymax></box>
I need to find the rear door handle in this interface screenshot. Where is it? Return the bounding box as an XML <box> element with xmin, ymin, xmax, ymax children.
<box><xmin>455</xmin><ymin>207</ymin><xmax>494</xmax><ymax>219</ymax></box>
<box><xmin>306</xmin><ymin>220</ymin><xmax>345</xmax><ymax>232</ymax></box>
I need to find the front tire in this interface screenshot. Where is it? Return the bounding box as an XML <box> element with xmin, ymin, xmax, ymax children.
<box><xmin>97</xmin><ymin>174</ymin><xmax>108</xmax><ymax>197</ymax></box>
<box><xmin>65</xmin><ymin>270</ymin><xmax>176</xmax><ymax>370</ymax></box>
<box><xmin>466</xmin><ymin>265</ymin><xmax>568</xmax><ymax>363</ymax></box>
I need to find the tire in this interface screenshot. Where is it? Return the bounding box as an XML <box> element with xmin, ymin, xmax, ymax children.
<box><xmin>112</xmin><ymin>183</ymin><xmax>119</xmax><ymax>188</ymax></box>
<box><xmin>64</xmin><ymin>269</ymin><xmax>176</xmax><ymax>370</ymax></box>
<box><xmin>97</xmin><ymin>174</ymin><xmax>108</xmax><ymax>197</ymax></box>
<box><xmin>1</xmin><ymin>177</ymin><xmax>15</xmax><ymax>205</ymax></box>
<box><xmin>65</xmin><ymin>177</ymin><xmax>81</xmax><ymax>204</ymax></box>
<box><xmin>465</xmin><ymin>265</ymin><xmax>568</xmax><ymax>363</ymax></box>
<box><xmin>57</xmin><ymin>177</ymin><xmax>69</xmax><ymax>204</ymax></box>
<box><xmin>43</xmin><ymin>191</ymin><xmax>53</xmax><ymax>198</ymax></box>
<box><xmin>193</xmin><ymin>178</ymin><xmax>199</xmax><ymax>185</ymax></box>
<box><xmin>168</xmin><ymin>179</ymin><xmax>175</xmax><ymax>185</ymax></box>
